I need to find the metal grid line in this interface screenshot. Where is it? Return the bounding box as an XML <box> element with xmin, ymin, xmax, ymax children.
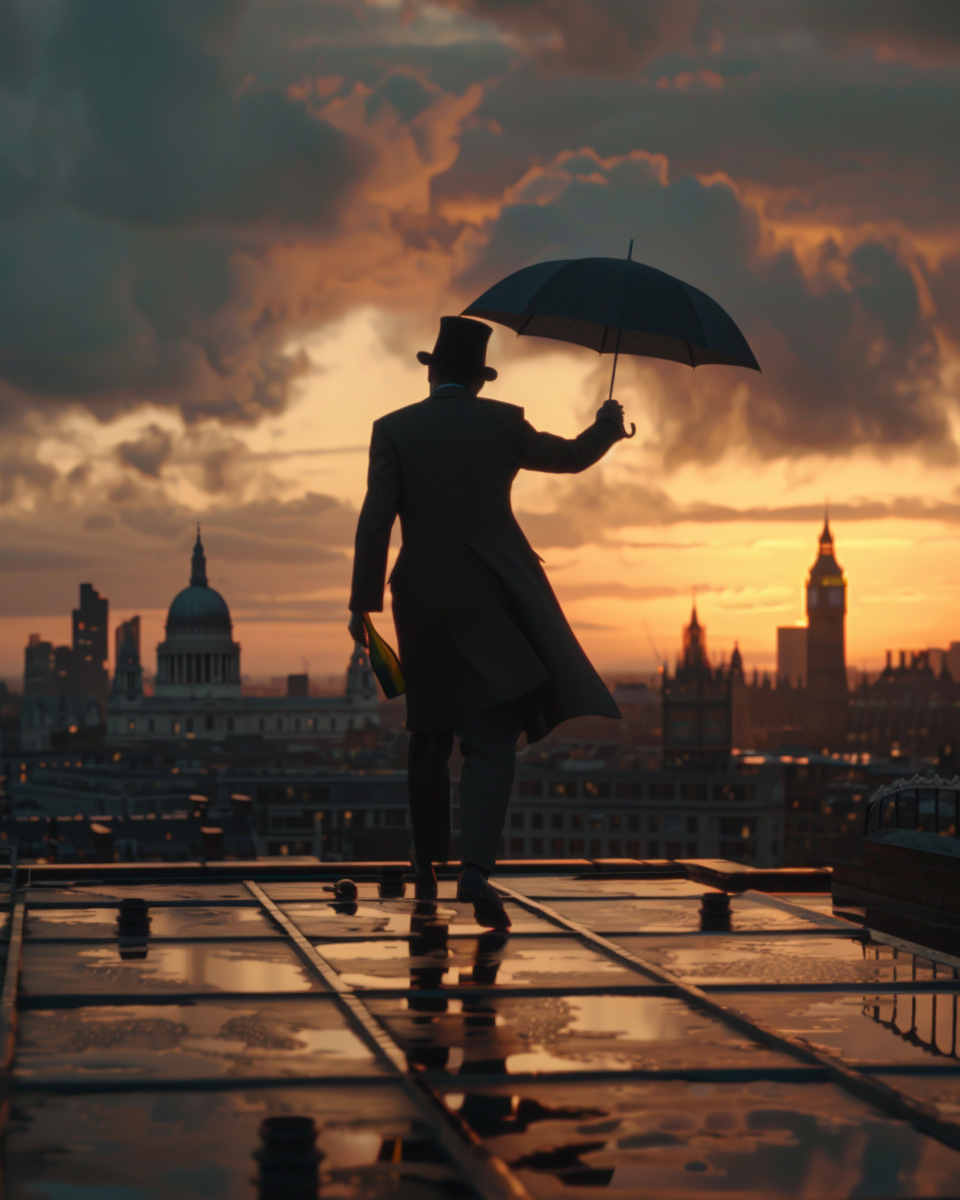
<box><xmin>243</xmin><ymin>879</ymin><xmax>534</xmax><ymax>1200</ymax></box>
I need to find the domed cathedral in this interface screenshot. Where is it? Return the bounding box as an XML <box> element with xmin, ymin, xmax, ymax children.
<box><xmin>804</xmin><ymin>516</ymin><xmax>849</xmax><ymax>745</ymax></box>
<box><xmin>106</xmin><ymin>531</ymin><xmax>379</xmax><ymax>746</ymax></box>
<box><xmin>156</xmin><ymin>531</ymin><xmax>241</xmax><ymax>699</ymax></box>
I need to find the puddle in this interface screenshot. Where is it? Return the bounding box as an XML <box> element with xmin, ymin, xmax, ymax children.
<box><xmin>14</xmin><ymin>998</ymin><xmax>381</xmax><ymax>1081</ymax></box>
<box><xmin>5</xmin><ymin>1086</ymin><xmax>481</xmax><ymax>1199</ymax></box>
<box><xmin>25</xmin><ymin>906</ymin><xmax>280</xmax><ymax>939</ymax></box>
<box><xmin>317</xmin><ymin>935</ymin><xmax>644</xmax><ymax>989</ymax></box>
<box><xmin>550</xmin><ymin>896</ymin><xmax>827</xmax><ymax>934</ymax></box>
<box><xmin>444</xmin><ymin>1078</ymin><xmax>960</xmax><ymax>1197</ymax></box>
<box><xmin>727</xmin><ymin>989</ymin><xmax>960</xmax><ymax>1066</ymax></box>
<box><xmin>21</xmin><ymin>942</ymin><xmax>324</xmax><ymax>995</ymax></box>
<box><xmin>610</xmin><ymin>935</ymin><xmax>939</xmax><ymax>986</ymax></box>
<box><xmin>368</xmin><ymin>992</ymin><xmax>793</xmax><ymax>1074</ymax></box>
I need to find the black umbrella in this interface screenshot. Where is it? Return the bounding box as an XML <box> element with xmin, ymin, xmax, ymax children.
<box><xmin>463</xmin><ymin>241</ymin><xmax>760</xmax><ymax>437</ymax></box>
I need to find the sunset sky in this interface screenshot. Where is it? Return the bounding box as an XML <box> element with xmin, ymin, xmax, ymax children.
<box><xmin>1</xmin><ymin>1</ymin><xmax>959</xmax><ymax>682</ymax></box>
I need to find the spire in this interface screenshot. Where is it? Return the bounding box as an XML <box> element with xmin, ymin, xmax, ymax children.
<box><xmin>190</xmin><ymin>525</ymin><xmax>208</xmax><ymax>587</ymax></box>
<box><xmin>820</xmin><ymin>506</ymin><xmax>832</xmax><ymax>552</ymax></box>
<box><xmin>689</xmin><ymin>588</ymin><xmax>700</xmax><ymax>629</ymax></box>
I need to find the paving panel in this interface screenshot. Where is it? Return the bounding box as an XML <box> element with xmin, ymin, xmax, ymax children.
<box><xmin>15</xmin><ymin>997</ymin><xmax>382</xmax><ymax>1082</ymax></box>
<box><xmin>26</xmin><ymin>883</ymin><xmax>256</xmax><ymax>905</ymax></box>
<box><xmin>282</xmin><ymin>898</ymin><xmax>548</xmax><ymax>938</ymax></box>
<box><xmin>443</xmin><ymin>1078</ymin><xmax>960</xmax><ymax>1198</ymax></box>
<box><xmin>265</xmin><ymin>880</ymin><xmax>459</xmax><ymax>903</ymax></box>
<box><xmin>552</xmin><ymin>895</ymin><xmax>830</xmax><ymax>934</ymax></box>
<box><xmin>315</xmin><ymin>934</ymin><xmax>646</xmax><ymax>990</ymax></box>
<box><xmin>6</xmin><ymin>1085</ymin><xmax>481</xmax><ymax>1199</ymax></box>
<box><xmin>367</xmin><ymin>992</ymin><xmax>797</xmax><ymax>1075</ymax></box>
<box><xmin>502</xmin><ymin>876</ymin><xmax>715</xmax><ymax>899</ymax></box>
<box><xmin>21</xmin><ymin>940</ymin><xmax>325</xmax><ymax>995</ymax></box>
<box><xmin>610</xmin><ymin>933</ymin><xmax>940</xmax><ymax>987</ymax></box>
<box><xmin>25</xmin><ymin>905</ymin><xmax>281</xmax><ymax>939</ymax></box>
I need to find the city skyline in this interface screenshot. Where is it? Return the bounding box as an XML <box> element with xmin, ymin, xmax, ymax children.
<box><xmin>8</xmin><ymin>515</ymin><xmax>960</xmax><ymax>689</ymax></box>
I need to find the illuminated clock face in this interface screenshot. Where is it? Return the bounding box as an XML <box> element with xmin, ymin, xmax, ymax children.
<box><xmin>827</xmin><ymin>586</ymin><xmax>844</xmax><ymax>607</ymax></box>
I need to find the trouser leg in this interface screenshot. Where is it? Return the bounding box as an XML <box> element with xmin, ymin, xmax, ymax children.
<box><xmin>455</xmin><ymin>701</ymin><xmax>523</xmax><ymax>875</ymax></box>
<box><xmin>407</xmin><ymin>730</ymin><xmax>455</xmax><ymax>866</ymax></box>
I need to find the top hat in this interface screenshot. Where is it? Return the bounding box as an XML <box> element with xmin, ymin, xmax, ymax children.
<box><xmin>417</xmin><ymin>316</ymin><xmax>497</xmax><ymax>382</ymax></box>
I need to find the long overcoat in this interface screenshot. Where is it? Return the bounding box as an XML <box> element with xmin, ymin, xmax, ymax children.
<box><xmin>349</xmin><ymin>386</ymin><xmax>621</xmax><ymax>741</ymax></box>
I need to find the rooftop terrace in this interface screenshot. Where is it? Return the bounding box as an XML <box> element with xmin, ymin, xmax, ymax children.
<box><xmin>3</xmin><ymin>858</ymin><xmax>960</xmax><ymax>1197</ymax></box>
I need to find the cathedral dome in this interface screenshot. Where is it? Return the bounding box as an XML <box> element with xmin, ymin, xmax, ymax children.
<box><xmin>166</xmin><ymin>585</ymin><xmax>232</xmax><ymax>632</ymax></box>
<box><xmin>164</xmin><ymin>531</ymin><xmax>233</xmax><ymax>635</ymax></box>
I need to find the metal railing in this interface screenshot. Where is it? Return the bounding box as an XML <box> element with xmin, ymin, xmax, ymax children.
<box><xmin>864</xmin><ymin>774</ymin><xmax>960</xmax><ymax>838</ymax></box>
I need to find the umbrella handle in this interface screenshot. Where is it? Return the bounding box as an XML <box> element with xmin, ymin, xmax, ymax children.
<box><xmin>624</xmin><ymin>422</ymin><xmax>636</xmax><ymax>439</ymax></box>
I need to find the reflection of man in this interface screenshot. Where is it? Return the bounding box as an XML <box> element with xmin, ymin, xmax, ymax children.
<box><xmin>349</xmin><ymin>316</ymin><xmax>625</xmax><ymax>924</ymax></box>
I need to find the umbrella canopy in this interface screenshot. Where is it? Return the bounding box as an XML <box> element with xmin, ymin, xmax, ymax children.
<box><xmin>463</xmin><ymin>255</ymin><xmax>760</xmax><ymax>372</ymax></box>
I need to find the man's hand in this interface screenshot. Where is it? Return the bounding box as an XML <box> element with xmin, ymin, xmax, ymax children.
<box><xmin>348</xmin><ymin>611</ymin><xmax>369</xmax><ymax>647</ymax></box>
<box><xmin>597</xmin><ymin>399</ymin><xmax>635</xmax><ymax>440</ymax></box>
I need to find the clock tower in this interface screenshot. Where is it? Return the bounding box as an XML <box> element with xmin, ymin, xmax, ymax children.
<box><xmin>805</xmin><ymin>517</ymin><xmax>848</xmax><ymax>746</ymax></box>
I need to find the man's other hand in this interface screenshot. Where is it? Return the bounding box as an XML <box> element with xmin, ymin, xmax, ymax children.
<box><xmin>597</xmin><ymin>399</ymin><xmax>634</xmax><ymax>440</ymax></box>
<box><xmin>348</xmin><ymin>611</ymin><xmax>369</xmax><ymax>647</ymax></box>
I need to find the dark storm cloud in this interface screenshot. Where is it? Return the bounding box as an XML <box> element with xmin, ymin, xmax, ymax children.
<box><xmin>116</xmin><ymin>425</ymin><xmax>174</xmax><ymax>477</ymax></box>
<box><xmin>0</xmin><ymin>486</ymin><xmax>358</xmax><ymax>616</ymax></box>
<box><xmin>436</xmin><ymin>0</ymin><xmax>960</xmax><ymax>74</ymax></box>
<box><xmin>441</xmin><ymin>0</ymin><xmax>698</xmax><ymax>74</ymax></box>
<box><xmin>0</xmin><ymin>0</ymin><xmax>365</xmax><ymax>423</ymax></box>
<box><xmin>460</xmin><ymin>153</ymin><xmax>945</xmax><ymax>462</ymax></box>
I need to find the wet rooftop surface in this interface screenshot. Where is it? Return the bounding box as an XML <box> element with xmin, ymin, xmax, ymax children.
<box><xmin>4</xmin><ymin>868</ymin><xmax>960</xmax><ymax>1198</ymax></box>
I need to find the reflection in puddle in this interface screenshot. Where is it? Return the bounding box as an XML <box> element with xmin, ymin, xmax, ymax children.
<box><xmin>371</xmin><ymin>992</ymin><xmax>790</xmax><ymax>1075</ymax></box>
<box><xmin>21</xmin><ymin>942</ymin><xmax>322</xmax><ymax>994</ymax></box>
<box><xmin>728</xmin><ymin>988</ymin><xmax>960</xmax><ymax>1066</ymax></box>
<box><xmin>320</xmin><ymin>934</ymin><xmax>635</xmax><ymax>991</ymax></box>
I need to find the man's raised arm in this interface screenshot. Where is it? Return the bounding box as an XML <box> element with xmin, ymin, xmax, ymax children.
<box><xmin>348</xmin><ymin>421</ymin><xmax>401</xmax><ymax>622</ymax></box>
<box><xmin>520</xmin><ymin>399</ymin><xmax>628</xmax><ymax>474</ymax></box>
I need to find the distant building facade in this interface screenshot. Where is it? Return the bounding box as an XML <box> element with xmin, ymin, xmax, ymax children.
<box><xmin>21</xmin><ymin>584</ymin><xmax>110</xmax><ymax>751</ymax></box>
<box><xmin>105</xmin><ymin>531</ymin><xmax>380</xmax><ymax>746</ymax></box>
<box><xmin>500</xmin><ymin>750</ymin><xmax>784</xmax><ymax>867</ymax></box>
<box><xmin>848</xmin><ymin>650</ymin><xmax>960</xmax><ymax>759</ymax></box>
<box><xmin>777</xmin><ymin>626</ymin><xmax>807</xmax><ymax>687</ymax></box>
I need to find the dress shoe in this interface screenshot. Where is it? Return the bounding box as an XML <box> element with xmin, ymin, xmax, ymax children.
<box><xmin>457</xmin><ymin>865</ymin><xmax>511</xmax><ymax>929</ymax></box>
<box><xmin>414</xmin><ymin>864</ymin><xmax>438</xmax><ymax>899</ymax></box>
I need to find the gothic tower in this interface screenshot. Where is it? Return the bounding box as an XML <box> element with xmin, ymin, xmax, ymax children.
<box><xmin>805</xmin><ymin>517</ymin><xmax>848</xmax><ymax>747</ymax></box>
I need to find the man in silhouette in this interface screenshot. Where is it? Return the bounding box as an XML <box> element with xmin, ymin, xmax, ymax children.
<box><xmin>349</xmin><ymin>316</ymin><xmax>626</xmax><ymax>924</ymax></box>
